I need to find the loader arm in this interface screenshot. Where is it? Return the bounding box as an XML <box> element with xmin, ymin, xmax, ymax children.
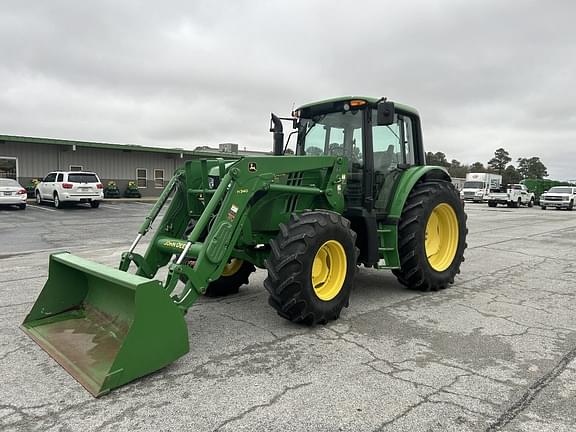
<box><xmin>131</xmin><ymin>155</ymin><xmax>347</xmax><ymax>311</ymax></box>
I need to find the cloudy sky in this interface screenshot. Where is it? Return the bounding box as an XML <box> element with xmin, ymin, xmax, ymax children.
<box><xmin>1</xmin><ymin>0</ymin><xmax>575</xmax><ymax>179</ymax></box>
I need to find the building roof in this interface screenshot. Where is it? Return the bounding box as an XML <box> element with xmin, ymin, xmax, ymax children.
<box><xmin>0</xmin><ymin>134</ymin><xmax>266</xmax><ymax>158</ymax></box>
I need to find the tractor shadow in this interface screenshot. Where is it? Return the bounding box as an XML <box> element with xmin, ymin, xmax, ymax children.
<box><xmin>354</xmin><ymin>266</ymin><xmax>409</xmax><ymax>295</ymax></box>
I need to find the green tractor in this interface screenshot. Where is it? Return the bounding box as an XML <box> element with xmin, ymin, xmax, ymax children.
<box><xmin>21</xmin><ymin>96</ymin><xmax>467</xmax><ymax>396</ymax></box>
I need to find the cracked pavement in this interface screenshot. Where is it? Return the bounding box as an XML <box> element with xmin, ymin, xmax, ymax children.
<box><xmin>1</xmin><ymin>202</ymin><xmax>575</xmax><ymax>431</ymax></box>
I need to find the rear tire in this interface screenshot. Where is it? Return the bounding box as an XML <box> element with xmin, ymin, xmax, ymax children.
<box><xmin>54</xmin><ymin>193</ymin><xmax>62</xmax><ymax>209</ymax></box>
<box><xmin>528</xmin><ymin>198</ymin><xmax>534</xmax><ymax>208</ymax></box>
<box><xmin>394</xmin><ymin>181</ymin><xmax>467</xmax><ymax>292</ymax></box>
<box><xmin>91</xmin><ymin>201</ymin><xmax>100</xmax><ymax>208</ymax></box>
<box><xmin>541</xmin><ymin>206</ymin><xmax>546</xmax><ymax>210</ymax></box>
<box><xmin>265</xmin><ymin>211</ymin><xmax>358</xmax><ymax>325</ymax></box>
<box><xmin>19</xmin><ymin>204</ymin><xmax>26</xmax><ymax>210</ymax></box>
<box><xmin>488</xmin><ymin>201</ymin><xmax>497</xmax><ymax>208</ymax></box>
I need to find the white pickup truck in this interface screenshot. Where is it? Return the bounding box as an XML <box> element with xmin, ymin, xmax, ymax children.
<box><xmin>487</xmin><ymin>184</ymin><xmax>535</xmax><ymax>208</ymax></box>
<box><xmin>540</xmin><ymin>186</ymin><xmax>576</xmax><ymax>210</ymax></box>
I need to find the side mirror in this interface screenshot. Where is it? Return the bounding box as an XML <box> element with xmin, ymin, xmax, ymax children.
<box><xmin>377</xmin><ymin>101</ymin><xmax>395</xmax><ymax>126</ymax></box>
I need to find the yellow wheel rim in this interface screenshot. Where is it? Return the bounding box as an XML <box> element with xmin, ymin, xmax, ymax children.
<box><xmin>222</xmin><ymin>259</ymin><xmax>243</xmax><ymax>277</ymax></box>
<box><xmin>425</xmin><ymin>203</ymin><xmax>459</xmax><ymax>272</ymax></box>
<box><xmin>311</xmin><ymin>240</ymin><xmax>347</xmax><ymax>301</ymax></box>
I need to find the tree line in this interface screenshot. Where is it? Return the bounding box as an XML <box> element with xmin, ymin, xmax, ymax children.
<box><xmin>426</xmin><ymin>148</ymin><xmax>548</xmax><ymax>185</ymax></box>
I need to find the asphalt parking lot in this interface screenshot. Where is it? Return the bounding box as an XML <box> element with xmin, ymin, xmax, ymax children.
<box><xmin>1</xmin><ymin>201</ymin><xmax>575</xmax><ymax>431</ymax></box>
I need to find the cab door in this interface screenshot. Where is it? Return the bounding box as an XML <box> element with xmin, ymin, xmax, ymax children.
<box><xmin>370</xmin><ymin>110</ymin><xmax>417</xmax><ymax>215</ymax></box>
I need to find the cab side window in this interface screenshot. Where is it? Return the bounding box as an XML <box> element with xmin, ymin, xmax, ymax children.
<box><xmin>373</xmin><ymin>118</ymin><xmax>401</xmax><ymax>173</ymax></box>
<box><xmin>57</xmin><ymin>173</ymin><xmax>64</xmax><ymax>182</ymax></box>
<box><xmin>371</xmin><ymin>111</ymin><xmax>415</xmax><ymax>174</ymax></box>
<box><xmin>44</xmin><ymin>173</ymin><xmax>57</xmax><ymax>182</ymax></box>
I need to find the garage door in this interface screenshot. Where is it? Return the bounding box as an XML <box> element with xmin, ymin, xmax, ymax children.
<box><xmin>0</xmin><ymin>157</ymin><xmax>17</xmax><ymax>179</ymax></box>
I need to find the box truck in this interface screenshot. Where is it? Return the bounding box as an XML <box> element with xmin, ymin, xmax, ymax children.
<box><xmin>460</xmin><ymin>173</ymin><xmax>502</xmax><ymax>202</ymax></box>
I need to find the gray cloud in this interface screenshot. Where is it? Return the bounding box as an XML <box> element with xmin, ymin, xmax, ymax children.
<box><xmin>1</xmin><ymin>0</ymin><xmax>575</xmax><ymax>178</ymax></box>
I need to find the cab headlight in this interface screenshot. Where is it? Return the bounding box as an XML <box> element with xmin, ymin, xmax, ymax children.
<box><xmin>563</xmin><ymin>196</ymin><xmax>569</xmax><ymax>201</ymax></box>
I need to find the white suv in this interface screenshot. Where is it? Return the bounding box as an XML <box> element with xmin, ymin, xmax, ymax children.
<box><xmin>35</xmin><ymin>171</ymin><xmax>104</xmax><ymax>208</ymax></box>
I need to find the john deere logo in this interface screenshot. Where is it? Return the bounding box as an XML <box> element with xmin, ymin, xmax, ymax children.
<box><xmin>162</xmin><ymin>240</ymin><xmax>185</xmax><ymax>250</ymax></box>
<box><xmin>248</xmin><ymin>162</ymin><xmax>257</xmax><ymax>172</ymax></box>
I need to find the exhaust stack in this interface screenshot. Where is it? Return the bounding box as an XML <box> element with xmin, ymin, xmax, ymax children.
<box><xmin>270</xmin><ymin>113</ymin><xmax>284</xmax><ymax>155</ymax></box>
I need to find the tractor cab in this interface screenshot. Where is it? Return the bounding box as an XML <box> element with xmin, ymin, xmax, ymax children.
<box><xmin>293</xmin><ymin>97</ymin><xmax>425</xmax><ymax>214</ymax></box>
<box><xmin>290</xmin><ymin>97</ymin><xmax>429</xmax><ymax>266</ymax></box>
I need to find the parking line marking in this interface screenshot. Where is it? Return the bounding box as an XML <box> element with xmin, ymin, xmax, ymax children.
<box><xmin>28</xmin><ymin>205</ymin><xmax>57</xmax><ymax>212</ymax></box>
<box><xmin>100</xmin><ymin>204</ymin><xmax>121</xmax><ymax>209</ymax></box>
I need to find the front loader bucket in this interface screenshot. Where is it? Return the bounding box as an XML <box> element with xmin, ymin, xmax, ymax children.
<box><xmin>21</xmin><ymin>252</ymin><xmax>189</xmax><ymax>397</ymax></box>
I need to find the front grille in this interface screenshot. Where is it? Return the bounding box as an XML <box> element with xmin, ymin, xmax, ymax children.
<box><xmin>544</xmin><ymin>196</ymin><xmax>563</xmax><ymax>201</ymax></box>
<box><xmin>285</xmin><ymin>171</ymin><xmax>303</xmax><ymax>212</ymax></box>
<box><xmin>464</xmin><ymin>192</ymin><xmax>475</xmax><ymax>197</ymax></box>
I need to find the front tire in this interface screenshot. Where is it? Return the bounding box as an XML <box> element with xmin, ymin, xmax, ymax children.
<box><xmin>19</xmin><ymin>204</ymin><xmax>26</xmax><ymax>210</ymax></box>
<box><xmin>394</xmin><ymin>181</ymin><xmax>467</xmax><ymax>292</ymax></box>
<box><xmin>205</xmin><ymin>259</ymin><xmax>255</xmax><ymax>297</ymax></box>
<box><xmin>265</xmin><ymin>211</ymin><xmax>358</xmax><ymax>325</ymax></box>
<box><xmin>541</xmin><ymin>206</ymin><xmax>546</xmax><ymax>210</ymax></box>
<box><xmin>177</xmin><ymin>218</ymin><xmax>255</xmax><ymax>297</ymax></box>
<box><xmin>568</xmin><ymin>200</ymin><xmax>574</xmax><ymax>211</ymax></box>
<box><xmin>35</xmin><ymin>191</ymin><xmax>42</xmax><ymax>204</ymax></box>
<box><xmin>91</xmin><ymin>201</ymin><xmax>100</xmax><ymax>208</ymax></box>
<box><xmin>488</xmin><ymin>201</ymin><xmax>497</xmax><ymax>208</ymax></box>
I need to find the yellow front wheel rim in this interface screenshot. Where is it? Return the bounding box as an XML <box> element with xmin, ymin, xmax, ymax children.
<box><xmin>222</xmin><ymin>259</ymin><xmax>243</xmax><ymax>277</ymax></box>
<box><xmin>425</xmin><ymin>203</ymin><xmax>459</xmax><ymax>272</ymax></box>
<box><xmin>311</xmin><ymin>240</ymin><xmax>347</xmax><ymax>301</ymax></box>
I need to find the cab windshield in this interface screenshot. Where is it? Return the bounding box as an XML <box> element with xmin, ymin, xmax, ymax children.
<box><xmin>298</xmin><ymin>110</ymin><xmax>363</xmax><ymax>166</ymax></box>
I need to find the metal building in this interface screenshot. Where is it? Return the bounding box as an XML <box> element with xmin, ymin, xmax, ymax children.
<box><xmin>0</xmin><ymin>135</ymin><xmax>267</xmax><ymax>196</ymax></box>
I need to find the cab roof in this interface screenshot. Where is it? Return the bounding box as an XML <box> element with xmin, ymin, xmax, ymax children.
<box><xmin>296</xmin><ymin>96</ymin><xmax>419</xmax><ymax>117</ymax></box>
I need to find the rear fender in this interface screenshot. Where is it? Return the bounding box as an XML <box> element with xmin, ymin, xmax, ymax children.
<box><xmin>387</xmin><ymin>166</ymin><xmax>451</xmax><ymax>221</ymax></box>
<box><xmin>377</xmin><ymin>166</ymin><xmax>451</xmax><ymax>269</ymax></box>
